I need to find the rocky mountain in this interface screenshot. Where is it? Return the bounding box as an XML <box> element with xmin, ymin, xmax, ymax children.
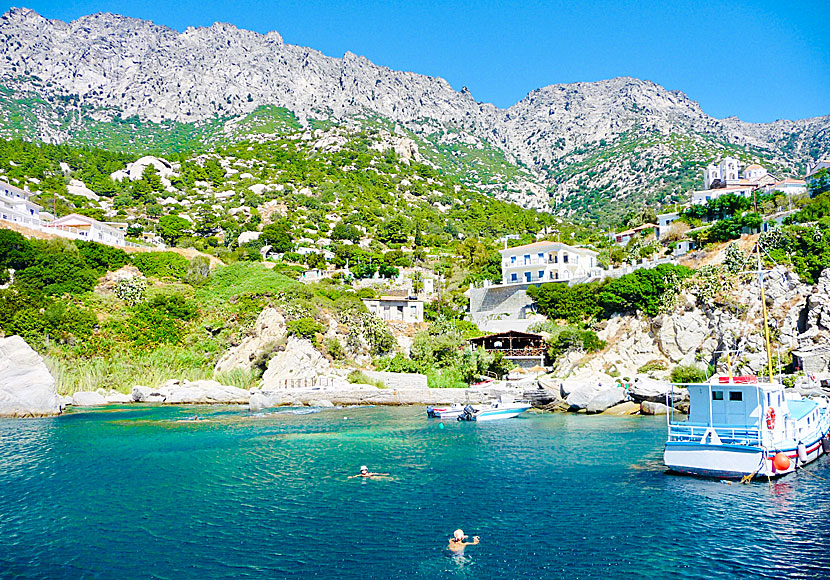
<box><xmin>1</xmin><ymin>7</ymin><xmax>828</xmax><ymax>222</ymax></box>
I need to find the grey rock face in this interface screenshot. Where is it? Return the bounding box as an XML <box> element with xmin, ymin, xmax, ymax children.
<box><xmin>0</xmin><ymin>335</ymin><xmax>61</xmax><ymax>417</ymax></box>
<box><xmin>640</xmin><ymin>401</ymin><xmax>670</xmax><ymax>415</ymax></box>
<box><xmin>260</xmin><ymin>337</ymin><xmax>331</xmax><ymax>388</ymax></box>
<box><xmin>214</xmin><ymin>307</ymin><xmax>286</xmax><ymax>375</ymax></box>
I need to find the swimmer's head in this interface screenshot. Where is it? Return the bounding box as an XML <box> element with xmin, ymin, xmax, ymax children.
<box><xmin>360</xmin><ymin>465</ymin><xmax>368</xmax><ymax>474</ymax></box>
<box><xmin>453</xmin><ymin>529</ymin><xmax>465</xmax><ymax>541</ymax></box>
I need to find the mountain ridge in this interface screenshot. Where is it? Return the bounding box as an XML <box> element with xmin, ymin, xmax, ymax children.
<box><xmin>1</xmin><ymin>7</ymin><xmax>828</xmax><ymax>221</ymax></box>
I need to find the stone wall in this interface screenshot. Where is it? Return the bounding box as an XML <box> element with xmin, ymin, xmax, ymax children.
<box><xmin>362</xmin><ymin>370</ymin><xmax>428</xmax><ymax>390</ymax></box>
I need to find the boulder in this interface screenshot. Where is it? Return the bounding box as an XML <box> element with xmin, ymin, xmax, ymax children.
<box><xmin>308</xmin><ymin>399</ymin><xmax>335</xmax><ymax>408</ymax></box>
<box><xmin>95</xmin><ymin>265</ymin><xmax>145</xmax><ymax>295</ymax></box>
<box><xmin>602</xmin><ymin>401</ymin><xmax>641</xmax><ymax>416</ymax></box>
<box><xmin>627</xmin><ymin>376</ymin><xmax>673</xmax><ymax>404</ymax></box>
<box><xmin>161</xmin><ymin>380</ymin><xmax>250</xmax><ymax>404</ymax></box>
<box><xmin>0</xmin><ymin>335</ymin><xmax>61</xmax><ymax>417</ymax></box>
<box><xmin>586</xmin><ymin>387</ymin><xmax>626</xmax><ymax>414</ymax></box>
<box><xmin>641</xmin><ymin>401</ymin><xmax>670</xmax><ymax>415</ymax></box>
<box><xmin>214</xmin><ymin>308</ymin><xmax>286</xmax><ymax>374</ymax></box>
<box><xmin>72</xmin><ymin>391</ymin><xmax>108</xmax><ymax>406</ymax></box>
<box><xmin>565</xmin><ymin>384</ymin><xmax>603</xmax><ymax>411</ymax></box>
<box><xmin>132</xmin><ymin>385</ymin><xmax>156</xmax><ymax>402</ymax></box>
<box><xmin>657</xmin><ymin>309</ymin><xmax>709</xmax><ymax>363</ymax></box>
<box><xmin>105</xmin><ymin>391</ymin><xmax>134</xmax><ymax>404</ymax></box>
<box><xmin>249</xmin><ymin>392</ymin><xmax>270</xmax><ymax>411</ymax></box>
<box><xmin>261</xmin><ymin>337</ymin><xmax>330</xmax><ymax>388</ymax></box>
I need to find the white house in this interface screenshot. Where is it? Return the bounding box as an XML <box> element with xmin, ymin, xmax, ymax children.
<box><xmin>613</xmin><ymin>223</ymin><xmax>657</xmax><ymax>246</ymax></box>
<box><xmin>768</xmin><ymin>178</ymin><xmax>808</xmax><ymax>196</ymax></box>
<box><xmin>691</xmin><ymin>184</ymin><xmax>757</xmax><ymax>205</ymax></box>
<box><xmin>656</xmin><ymin>211</ymin><xmax>680</xmax><ymax>239</ymax></box>
<box><xmin>43</xmin><ymin>213</ymin><xmax>126</xmax><ymax>247</ymax></box>
<box><xmin>500</xmin><ymin>241</ymin><xmax>600</xmax><ymax>284</ymax></box>
<box><xmin>0</xmin><ymin>181</ymin><xmax>41</xmax><ymax>228</ymax></box>
<box><xmin>362</xmin><ymin>296</ymin><xmax>424</xmax><ymax>323</ymax></box>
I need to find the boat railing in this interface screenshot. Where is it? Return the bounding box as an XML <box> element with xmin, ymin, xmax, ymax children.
<box><xmin>667</xmin><ymin>422</ymin><xmax>762</xmax><ymax>446</ymax></box>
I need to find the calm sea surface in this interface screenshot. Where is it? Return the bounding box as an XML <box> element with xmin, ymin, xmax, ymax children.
<box><xmin>1</xmin><ymin>405</ymin><xmax>829</xmax><ymax>580</ymax></box>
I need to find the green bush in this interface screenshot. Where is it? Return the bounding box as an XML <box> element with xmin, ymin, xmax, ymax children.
<box><xmin>184</xmin><ymin>256</ymin><xmax>211</xmax><ymax>286</ymax></box>
<box><xmin>324</xmin><ymin>336</ymin><xmax>345</xmax><ymax>360</ymax></box>
<box><xmin>637</xmin><ymin>360</ymin><xmax>668</xmax><ymax>373</ymax></box>
<box><xmin>670</xmin><ymin>364</ymin><xmax>708</xmax><ymax>384</ymax></box>
<box><xmin>347</xmin><ymin>370</ymin><xmax>385</xmax><ymax>388</ymax></box>
<box><xmin>130</xmin><ymin>252</ymin><xmax>189</xmax><ymax>280</ymax></box>
<box><xmin>547</xmin><ymin>328</ymin><xmax>606</xmax><ymax>361</ymax></box>
<box><xmin>114</xmin><ymin>276</ymin><xmax>147</xmax><ymax>306</ymax></box>
<box><xmin>598</xmin><ymin>264</ymin><xmax>693</xmax><ymax>317</ymax></box>
<box><xmin>286</xmin><ymin>317</ymin><xmax>325</xmax><ymax>340</ymax></box>
<box><xmin>121</xmin><ymin>305</ymin><xmax>185</xmax><ymax>348</ymax></box>
<box><xmin>14</xmin><ymin>252</ymin><xmax>99</xmax><ymax>296</ymax></box>
<box><xmin>527</xmin><ymin>281</ymin><xmax>602</xmax><ymax>323</ymax></box>
<box><xmin>147</xmin><ymin>293</ymin><xmax>197</xmax><ymax>321</ymax></box>
<box><xmin>0</xmin><ymin>229</ymin><xmax>35</xmax><ymax>273</ymax></box>
<box><xmin>74</xmin><ymin>240</ymin><xmax>129</xmax><ymax>273</ymax></box>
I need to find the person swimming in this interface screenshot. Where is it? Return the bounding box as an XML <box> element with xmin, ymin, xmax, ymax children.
<box><xmin>447</xmin><ymin>529</ymin><xmax>479</xmax><ymax>554</ymax></box>
<box><xmin>348</xmin><ymin>465</ymin><xmax>389</xmax><ymax>479</ymax></box>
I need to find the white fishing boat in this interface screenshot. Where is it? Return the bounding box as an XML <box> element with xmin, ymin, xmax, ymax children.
<box><xmin>457</xmin><ymin>395</ymin><xmax>531</xmax><ymax>422</ymax></box>
<box><xmin>664</xmin><ymin>375</ymin><xmax>830</xmax><ymax>479</ymax></box>
<box><xmin>664</xmin><ymin>244</ymin><xmax>830</xmax><ymax>480</ymax></box>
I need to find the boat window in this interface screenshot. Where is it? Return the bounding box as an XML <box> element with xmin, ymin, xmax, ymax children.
<box><xmin>729</xmin><ymin>391</ymin><xmax>743</xmax><ymax>401</ymax></box>
<box><xmin>712</xmin><ymin>391</ymin><xmax>723</xmax><ymax>401</ymax></box>
<box><xmin>767</xmin><ymin>393</ymin><xmax>771</xmax><ymax>406</ymax></box>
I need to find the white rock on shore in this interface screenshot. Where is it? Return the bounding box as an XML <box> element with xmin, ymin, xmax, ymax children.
<box><xmin>261</xmin><ymin>337</ymin><xmax>330</xmax><ymax>387</ymax></box>
<box><xmin>72</xmin><ymin>391</ymin><xmax>108</xmax><ymax>406</ymax></box>
<box><xmin>0</xmin><ymin>335</ymin><xmax>61</xmax><ymax>417</ymax></box>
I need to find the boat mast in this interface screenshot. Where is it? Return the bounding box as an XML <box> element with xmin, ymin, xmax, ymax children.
<box><xmin>756</xmin><ymin>243</ymin><xmax>775</xmax><ymax>383</ymax></box>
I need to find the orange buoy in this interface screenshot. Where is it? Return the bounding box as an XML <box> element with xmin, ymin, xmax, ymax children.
<box><xmin>773</xmin><ymin>452</ymin><xmax>790</xmax><ymax>471</ymax></box>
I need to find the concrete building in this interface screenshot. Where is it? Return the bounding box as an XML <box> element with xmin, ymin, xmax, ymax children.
<box><xmin>499</xmin><ymin>241</ymin><xmax>600</xmax><ymax>284</ymax></box>
<box><xmin>703</xmin><ymin>157</ymin><xmax>741</xmax><ymax>189</ymax></box>
<box><xmin>691</xmin><ymin>184</ymin><xmax>757</xmax><ymax>205</ymax></box>
<box><xmin>362</xmin><ymin>296</ymin><xmax>424</xmax><ymax>323</ymax></box>
<box><xmin>0</xmin><ymin>181</ymin><xmax>41</xmax><ymax>228</ymax></box>
<box><xmin>768</xmin><ymin>178</ymin><xmax>807</xmax><ymax>197</ymax></box>
<box><xmin>43</xmin><ymin>213</ymin><xmax>127</xmax><ymax>246</ymax></box>
<box><xmin>614</xmin><ymin>223</ymin><xmax>657</xmax><ymax>246</ymax></box>
<box><xmin>656</xmin><ymin>212</ymin><xmax>680</xmax><ymax>239</ymax></box>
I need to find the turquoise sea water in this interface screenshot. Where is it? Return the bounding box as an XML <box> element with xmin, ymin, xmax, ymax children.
<box><xmin>1</xmin><ymin>405</ymin><xmax>829</xmax><ymax>579</ymax></box>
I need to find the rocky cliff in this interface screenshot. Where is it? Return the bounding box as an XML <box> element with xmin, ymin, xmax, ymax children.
<box><xmin>1</xmin><ymin>8</ymin><xmax>828</xmax><ymax>218</ymax></box>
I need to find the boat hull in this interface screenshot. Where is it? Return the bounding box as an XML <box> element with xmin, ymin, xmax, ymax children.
<box><xmin>473</xmin><ymin>405</ymin><xmax>531</xmax><ymax>421</ymax></box>
<box><xmin>665</xmin><ymin>430</ymin><xmax>829</xmax><ymax>479</ymax></box>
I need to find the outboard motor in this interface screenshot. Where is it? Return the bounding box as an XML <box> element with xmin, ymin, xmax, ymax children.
<box><xmin>458</xmin><ymin>404</ymin><xmax>477</xmax><ymax>421</ymax></box>
<box><xmin>426</xmin><ymin>406</ymin><xmax>435</xmax><ymax>418</ymax></box>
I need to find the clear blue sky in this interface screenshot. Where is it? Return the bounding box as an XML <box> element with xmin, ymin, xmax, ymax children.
<box><xmin>5</xmin><ymin>0</ymin><xmax>829</xmax><ymax>123</ymax></box>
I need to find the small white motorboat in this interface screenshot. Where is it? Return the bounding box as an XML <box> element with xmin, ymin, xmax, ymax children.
<box><xmin>426</xmin><ymin>403</ymin><xmax>467</xmax><ymax>419</ymax></box>
<box><xmin>457</xmin><ymin>395</ymin><xmax>531</xmax><ymax>421</ymax></box>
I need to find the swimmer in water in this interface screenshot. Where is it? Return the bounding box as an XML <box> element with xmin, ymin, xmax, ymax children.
<box><xmin>348</xmin><ymin>465</ymin><xmax>389</xmax><ymax>479</ymax></box>
<box><xmin>447</xmin><ymin>529</ymin><xmax>479</xmax><ymax>554</ymax></box>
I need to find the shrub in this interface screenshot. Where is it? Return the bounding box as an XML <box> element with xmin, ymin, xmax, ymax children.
<box><xmin>75</xmin><ymin>240</ymin><xmax>129</xmax><ymax>273</ymax></box>
<box><xmin>324</xmin><ymin>336</ymin><xmax>345</xmax><ymax>360</ymax></box>
<box><xmin>114</xmin><ymin>276</ymin><xmax>147</xmax><ymax>306</ymax></box>
<box><xmin>14</xmin><ymin>252</ymin><xmax>99</xmax><ymax>296</ymax></box>
<box><xmin>375</xmin><ymin>353</ymin><xmax>425</xmax><ymax>374</ymax></box>
<box><xmin>184</xmin><ymin>256</ymin><xmax>211</xmax><ymax>286</ymax></box>
<box><xmin>121</xmin><ymin>305</ymin><xmax>185</xmax><ymax>348</ymax></box>
<box><xmin>670</xmin><ymin>364</ymin><xmax>708</xmax><ymax>384</ymax></box>
<box><xmin>347</xmin><ymin>370</ymin><xmax>385</xmax><ymax>388</ymax></box>
<box><xmin>0</xmin><ymin>229</ymin><xmax>35</xmax><ymax>272</ymax></box>
<box><xmin>547</xmin><ymin>328</ymin><xmax>606</xmax><ymax>361</ymax></box>
<box><xmin>147</xmin><ymin>293</ymin><xmax>198</xmax><ymax>321</ymax></box>
<box><xmin>637</xmin><ymin>360</ymin><xmax>668</xmax><ymax>373</ymax></box>
<box><xmin>130</xmin><ymin>252</ymin><xmax>189</xmax><ymax>280</ymax></box>
<box><xmin>598</xmin><ymin>264</ymin><xmax>693</xmax><ymax>317</ymax></box>
<box><xmin>527</xmin><ymin>282</ymin><xmax>602</xmax><ymax>323</ymax></box>
<box><xmin>286</xmin><ymin>317</ymin><xmax>325</xmax><ymax>340</ymax></box>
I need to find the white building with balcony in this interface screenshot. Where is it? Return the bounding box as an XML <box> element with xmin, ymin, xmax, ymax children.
<box><xmin>500</xmin><ymin>241</ymin><xmax>599</xmax><ymax>285</ymax></box>
<box><xmin>0</xmin><ymin>181</ymin><xmax>41</xmax><ymax>228</ymax></box>
<box><xmin>362</xmin><ymin>296</ymin><xmax>424</xmax><ymax>323</ymax></box>
<box><xmin>42</xmin><ymin>213</ymin><xmax>126</xmax><ymax>246</ymax></box>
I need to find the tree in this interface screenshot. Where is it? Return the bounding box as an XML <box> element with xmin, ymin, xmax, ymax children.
<box><xmin>261</xmin><ymin>221</ymin><xmax>293</xmax><ymax>253</ymax></box>
<box><xmin>809</xmin><ymin>168</ymin><xmax>830</xmax><ymax>198</ymax></box>
<box><xmin>0</xmin><ymin>229</ymin><xmax>34</xmax><ymax>273</ymax></box>
<box><xmin>157</xmin><ymin>215</ymin><xmax>191</xmax><ymax>245</ymax></box>
<box><xmin>331</xmin><ymin>222</ymin><xmax>361</xmax><ymax>243</ymax></box>
<box><xmin>377</xmin><ymin>216</ymin><xmax>409</xmax><ymax>245</ymax></box>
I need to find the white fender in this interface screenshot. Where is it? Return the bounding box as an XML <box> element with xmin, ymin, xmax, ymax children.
<box><xmin>797</xmin><ymin>441</ymin><xmax>808</xmax><ymax>463</ymax></box>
